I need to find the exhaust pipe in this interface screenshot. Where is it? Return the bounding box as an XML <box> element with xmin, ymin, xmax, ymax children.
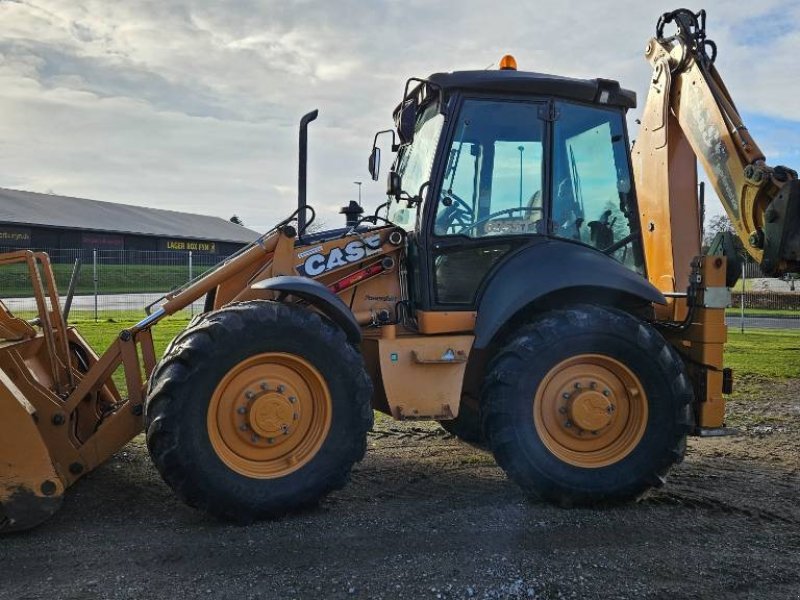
<box><xmin>297</xmin><ymin>109</ymin><xmax>319</xmax><ymax>236</ymax></box>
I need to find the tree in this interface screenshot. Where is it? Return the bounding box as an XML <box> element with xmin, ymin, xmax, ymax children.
<box><xmin>703</xmin><ymin>214</ymin><xmax>733</xmax><ymax>248</ymax></box>
<box><xmin>229</xmin><ymin>215</ymin><xmax>243</xmax><ymax>226</ymax></box>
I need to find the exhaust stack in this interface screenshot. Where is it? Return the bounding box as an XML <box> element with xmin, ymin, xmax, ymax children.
<box><xmin>297</xmin><ymin>109</ymin><xmax>319</xmax><ymax>235</ymax></box>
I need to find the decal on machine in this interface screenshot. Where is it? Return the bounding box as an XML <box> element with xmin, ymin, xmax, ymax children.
<box><xmin>298</xmin><ymin>234</ymin><xmax>382</xmax><ymax>276</ymax></box>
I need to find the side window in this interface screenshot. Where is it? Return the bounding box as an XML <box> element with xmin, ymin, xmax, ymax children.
<box><xmin>552</xmin><ymin>103</ymin><xmax>643</xmax><ymax>272</ymax></box>
<box><xmin>434</xmin><ymin>100</ymin><xmax>545</xmax><ymax>238</ymax></box>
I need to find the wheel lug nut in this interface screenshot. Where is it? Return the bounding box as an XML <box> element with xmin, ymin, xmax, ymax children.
<box><xmin>603</xmin><ymin>389</ymin><xmax>611</xmax><ymax>397</ymax></box>
<box><xmin>565</xmin><ymin>421</ymin><xmax>572</xmax><ymax>428</ymax></box>
<box><xmin>260</xmin><ymin>382</ymin><xmax>269</xmax><ymax>391</ymax></box>
<box><xmin>574</xmin><ymin>382</ymin><xmax>581</xmax><ymax>389</ymax></box>
<box><xmin>240</xmin><ymin>424</ymin><xmax>249</xmax><ymax>431</ymax></box>
<box><xmin>251</xmin><ymin>434</ymin><xmax>259</xmax><ymax>442</ymax></box>
<box><xmin>277</xmin><ymin>385</ymin><xmax>286</xmax><ymax>393</ymax></box>
<box><xmin>237</xmin><ymin>406</ymin><xmax>246</xmax><ymax>415</ymax></box>
<box><xmin>289</xmin><ymin>396</ymin><xmax>297</xmax><ymax>404</ymax></box>
<box><xmin>562</xmin><ymin>392</ymin><xmax>570</xmax><ymax>399</ymax></box>
<box><xmin>558</xmin><ymin>407</ymin><xmax>567</xmax><ymax>414</ymax></box>
<box><xmin>292</xmin><ymin>413</ymin><xmax>298</xmax><ymax>420</ymax></box>
<box><xmin>267</xmin><ymin>438</ymin><xmax>274</xmax><ymax>444</ymax></box>
<box><xmin>245</xmin><ymin>391</ymin><xmax>255</xmax><ymax>400</ymax></box>
<box><xmin>590</xmin><ymin>382</ymin><xmax>597</xmax><ymax>389</ymax></box>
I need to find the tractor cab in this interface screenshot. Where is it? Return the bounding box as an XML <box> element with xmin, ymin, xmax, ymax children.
<box><xmin>371</xmin><ymin>58</ymin><xmax>645</xmax><ymax>311</ymax></box>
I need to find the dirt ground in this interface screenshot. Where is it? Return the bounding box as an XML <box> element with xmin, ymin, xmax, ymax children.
<box><xmin>2</xmin><ymin>377</ymin><xmax>799</xmax><ymax>600</ymax></box>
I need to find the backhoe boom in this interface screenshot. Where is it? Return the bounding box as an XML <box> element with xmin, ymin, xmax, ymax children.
<box><xmin>634</xmin><ymin>8</ymin><xmax>800</xmax><ymax>288</ymax></box>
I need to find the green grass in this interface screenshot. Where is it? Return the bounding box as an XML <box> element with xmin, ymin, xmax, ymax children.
<box><xmin>73</xmin><ymin>315</ymin><xmax>190</xmax><ymax>356</ymax></box>
<box><xmin>725</xmin><ymin>329</ymin><xmax>800</xmax><ymax>378</ymax></box>
<box><xmin>72</xmin><ymin>317</ymin><xmax>798</xmax><ymax>398</ymax></box>
<box><xmin>73</xmin><ymin>316</ymin><xmax>191</xmax><ymax>392</ymax></box>
<box><xmin>725</xmin><ymin>308</ymin><xmax>800</xmax><ymax>318</ymax></box>
<box><xmin>0</xmin><ymin>263</ymin><xmax>215</xmax><ymax>297</ymax></box>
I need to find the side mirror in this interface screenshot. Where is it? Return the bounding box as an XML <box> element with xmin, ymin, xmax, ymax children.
<box><xmin>368</xmin><ymin>147</ymin><xmax>381</xmax><ymax>182</ymax></box>
<box><xmin>387</xmin><ymin>171</ymin><xmax>402</xmax><ymax>200</ymax></box>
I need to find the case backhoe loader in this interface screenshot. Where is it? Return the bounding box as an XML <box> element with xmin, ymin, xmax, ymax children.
<box><xmin>1</xmin><ymin>8</ymin><xmax>798</xmax><ymax>532</ymax></box>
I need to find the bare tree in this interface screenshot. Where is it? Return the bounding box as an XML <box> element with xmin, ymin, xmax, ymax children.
<box><xmin>703</xmin><ymin>214</ymin><xmax>733</xmax><ymax>248</ymax></box>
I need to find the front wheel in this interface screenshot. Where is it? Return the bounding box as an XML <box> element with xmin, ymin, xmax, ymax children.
<box><xmin>145</xmin><ymin>301</ymin><xmax>373</xmax><ymax>522</ymax></box>
<box><xmin>482</xmin><ymin>305</ymin><xmax>692</xmax><ymax>506</ymax></box>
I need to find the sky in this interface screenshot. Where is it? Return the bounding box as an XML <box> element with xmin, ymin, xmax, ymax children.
<box><xmin>1</xmin><ymin>0</ymin><xmax>799</xmax><ymax>232</ymax></box>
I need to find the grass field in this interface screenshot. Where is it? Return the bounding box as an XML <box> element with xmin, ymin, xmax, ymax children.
<box><xmin>73</xmin><ymin>315</ymin><xmax>189</xmax><ymax>358</ymax></box>
<box><xmin>724</xmin><ymin>328</ymin><xmax>800</xmax><ymax>378</ymax></box>
<box><xmin>725</xmin><ymin>307</ymin><xmax>800</xmax><ymax>318</ymax></box>
<box><xmin>0</xmin><ymin>262</ymin><xmax>216</xmax><ymax>297</ymax></box>
<box><xmin>71</xmin><ymin>317</ymin><xmax>800</xmax><ymax>395</ymax></box>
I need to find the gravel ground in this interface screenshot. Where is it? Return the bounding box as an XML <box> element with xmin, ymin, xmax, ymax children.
<box><xmin>1</xmin><ymin>378</ymin><xmax>799</xmax><ymax>600</ymax></box>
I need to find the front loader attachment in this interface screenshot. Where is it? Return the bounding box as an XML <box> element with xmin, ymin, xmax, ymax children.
<box><xmin>0</xmin><ymin>369</ymin><xmax>64</xmax><ymax>532</ymax></box>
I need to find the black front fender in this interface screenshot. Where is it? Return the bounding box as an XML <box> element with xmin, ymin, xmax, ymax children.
<box><xmin>252</xmin><ymin>276</ymin><xmax>361</xmax><ymax>344</ymax></box>
<box><xmin>473</xmin><ymin>240</ymin><xmax>665</xmax><ymax>349</ymax></box>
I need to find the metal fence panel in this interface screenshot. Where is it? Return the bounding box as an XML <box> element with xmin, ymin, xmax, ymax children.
<box><xmin>0</xmin><ymin>247</ymin><xmax>232</xmax><ymax>321</ymax></box>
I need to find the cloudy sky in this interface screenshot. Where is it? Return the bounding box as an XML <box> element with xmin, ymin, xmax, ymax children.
<box><xmin>1</xmin><ymin>0</ymin><xmax>798</xmax><ymax>231</ymax></box>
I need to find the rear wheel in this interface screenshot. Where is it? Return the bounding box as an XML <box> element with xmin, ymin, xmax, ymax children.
<box><xmin>482</xmin><ymin>304</ymin><xmax>692</xmax><ymax>506</ymax></box>
<box><xmin>145</xmin><ymin>301</ymin><xmax>373</xmax><ymax>522</ymax></box>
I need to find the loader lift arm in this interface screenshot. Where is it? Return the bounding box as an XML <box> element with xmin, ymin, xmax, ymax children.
<box><xmin>634</xmin><ymin>8</ymin><xmax>800</xmax><ymax>293</ymax></box>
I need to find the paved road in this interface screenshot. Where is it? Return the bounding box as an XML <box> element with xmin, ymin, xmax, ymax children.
<box><xmin>726</xmin><ymin>316</ymin><xmax>799</xmax><ymax>330</ymax></box>
<box><xmin>4</xmin><ymin>293</ymin><xmax>202</xmax><ymax>315</ymax></box>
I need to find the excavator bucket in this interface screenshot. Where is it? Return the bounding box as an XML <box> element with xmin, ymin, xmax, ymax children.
<box><xmin>0</xmin><ymin>369</ymin><xmax>65</xmax><ymax>532</ymax></box>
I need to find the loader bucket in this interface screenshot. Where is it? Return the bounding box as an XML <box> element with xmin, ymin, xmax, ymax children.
<box><xmin>0</xmin><ymin>370</ymin><xmax>64</xmax><ymax>533</ymax></box>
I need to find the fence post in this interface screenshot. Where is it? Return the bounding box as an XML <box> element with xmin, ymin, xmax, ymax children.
<box><xmin>93</xmin><ymin>248</ymin><xmax>98</xmax><ymax>323</ymax></box>
<box><xmin>740</xmin><ymin>261</ymin><xmax>745</xmax><ymax>334</ymax></box>
<box><xmin>188</xmin><ymin>250</ymin><xmax>194</xmax><ymax>317</ymax></box>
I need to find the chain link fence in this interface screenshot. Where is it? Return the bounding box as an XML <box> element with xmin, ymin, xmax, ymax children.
<box><xmin>727</xmin><ymin>261</ymin><xmax>800</xmax><ymax>330</ymax></box>
<box><xmin>0</xmin><ymin>247</ymin><xmax>797</xmax><ymax>329</ymax></box>
<box><xmin>0</xmin><ymin>247</ymin><xmax>232</xmax><ymax>321</ymax></box>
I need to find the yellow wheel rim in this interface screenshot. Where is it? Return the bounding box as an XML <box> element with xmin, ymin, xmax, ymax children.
<box><xmin>207</xmin><ymin>352</ymin><xmax>332</xmax><ymax>478</ymax></box>
<box><xmin>533</xmin><ymin>354</ymin><xmax>648</xmax><ymax>468</ymax></box>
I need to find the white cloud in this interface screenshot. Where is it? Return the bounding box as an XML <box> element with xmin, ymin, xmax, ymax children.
<box><xmin>0</xmin><ymin>0</ymin><xmax>798</xmax><ymax>231</ymax></box>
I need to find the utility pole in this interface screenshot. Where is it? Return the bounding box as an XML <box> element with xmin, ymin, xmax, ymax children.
<box><xmin>517</xmin><ymin>146</ymin><xmax>525</xmax><ymax>208</ymax></box>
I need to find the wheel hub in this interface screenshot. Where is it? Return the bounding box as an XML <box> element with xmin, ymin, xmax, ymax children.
<box><xmin>249</xmin><ymin>393</ymin><xmax>297</xmax><ymax>438</ymax></box>
<box><xmin>533</xmin><ymin>354</ymin><xmax>648</xmax><ymax>468</ymax></box>
<box><xmin>568</xmin><ymin>388</ymin><xmax>614</xmax><ymax>432</ymax></box>
<box><xmin>207</xmin><ymin>352</ymin><xmax>331</xmax><ymax>478</ymax></box>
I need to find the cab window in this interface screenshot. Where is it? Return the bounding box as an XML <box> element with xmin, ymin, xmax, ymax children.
<box><xmin>389</xmin><ymin>102</ymin><xmax>445</xmax><ymax>230</ymax></box>
<box><xmin>551</xmin><ymin>102</ymin><xmax>643</xmax><ymax>272</ymax></box>
<box><xmin>434</xmin><ymin>100</ymin><xmax>544</xmax><ymax>238</ymax></box>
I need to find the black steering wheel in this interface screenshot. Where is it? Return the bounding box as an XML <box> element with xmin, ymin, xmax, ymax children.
<box><xmin>436</xmin><ymin>191</ymin><xmax>474</xmax><ymax>234</ymax></box>
<box><xmin>456</xmin><ymin>206</ymin><xmax>543</xmax><ymax>235</ymax></box>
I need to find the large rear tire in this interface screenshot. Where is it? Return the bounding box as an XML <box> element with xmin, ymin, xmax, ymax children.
<box><xmin>145</xmin><ymin>301</ymin><xmax>373</xmax><ymax>522</ymax></box>
<box><xmin>482</xmin><ymin>304</ymin><xmax>692</xmax><ymax>506</ymax></box>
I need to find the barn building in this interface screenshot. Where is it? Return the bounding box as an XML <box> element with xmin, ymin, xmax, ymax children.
<box><xmin>0</xmin><ymin>188</ymin><xmax>258</xmax><ymax>259</ymax></box>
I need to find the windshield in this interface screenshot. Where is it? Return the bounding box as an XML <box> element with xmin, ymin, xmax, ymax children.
<box><xmin>388</xmin><ymin>102</ymin><xmax>444</xmax><ymax>230</ymax></box>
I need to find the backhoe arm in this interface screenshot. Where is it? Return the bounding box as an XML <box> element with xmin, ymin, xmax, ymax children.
<box><xmin>634</xmin><ymin>8</ymin><xmax>800</xmax><ymax>290</ymax></box>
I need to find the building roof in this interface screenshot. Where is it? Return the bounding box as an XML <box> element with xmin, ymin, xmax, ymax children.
<box><xmin>427</xmin><ymin>70</ymin><xmax>636</xmax><ymax>109</ymax></box>
<box><xmin>0</xmin><ymin>188</ymin><xmax>260</xmax><ymax>243</ymax></box>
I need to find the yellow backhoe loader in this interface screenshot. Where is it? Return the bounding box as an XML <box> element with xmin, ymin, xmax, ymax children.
<box><xmin>1</xmin><ymin>8</ymin><xmax>798</xmax><ymax>532</ymax></box>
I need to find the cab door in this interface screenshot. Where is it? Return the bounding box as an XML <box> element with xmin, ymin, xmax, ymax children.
<box><xmin>424</xmin><ymin>97</ymin><xmax>549</xmax><ymax>308</ymax></box>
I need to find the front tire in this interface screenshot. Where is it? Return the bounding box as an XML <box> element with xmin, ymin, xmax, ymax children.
<box><xmin>482</xmin><ymin>304</ymin><xmax>692</xmax><ymax>506</ymax></box>
<box><xmin>145</xmin><ymin>301</ymin><xmax>373</xmax><ymax>522</ymax></box>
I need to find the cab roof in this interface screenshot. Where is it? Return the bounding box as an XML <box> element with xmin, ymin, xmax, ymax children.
<box><xmin>426</xmin><ymin>69</ymin><xmax>636</xmax><ymax>110</ymax></box>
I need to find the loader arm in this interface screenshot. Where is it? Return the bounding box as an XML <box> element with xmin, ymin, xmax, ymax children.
<box><xmin>633</xmin><ymin>8</ymin><xmax>800</xmax><ymax>292</ymax></box>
